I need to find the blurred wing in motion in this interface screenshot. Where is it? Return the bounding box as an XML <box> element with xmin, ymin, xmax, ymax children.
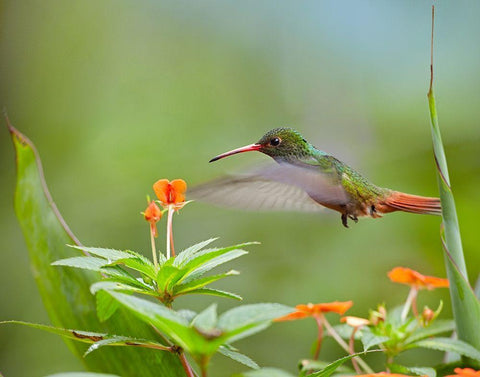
<box><xmin>189</xmin><ymin>163</ymin><xmax>349</xmax><ymax>213</ymax></box>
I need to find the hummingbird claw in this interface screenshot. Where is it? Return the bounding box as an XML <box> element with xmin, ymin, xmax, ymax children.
<box><xmin>341</xmin><ymin>214</ymin><xmax>349</xmax><ymax>228</ymax></box>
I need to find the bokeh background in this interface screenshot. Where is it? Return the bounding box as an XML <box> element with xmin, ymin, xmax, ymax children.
<box><xmin>1</xmin><ymin>1</ymin><xmax>479</xmax><ymax>376</ymax></box>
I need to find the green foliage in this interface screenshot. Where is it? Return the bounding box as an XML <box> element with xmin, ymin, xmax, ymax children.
<box><xmin>307</xmin><ymin>351</ymin><xmax>378</xmax><ymax>377</ymax></box>
<box><xmin>7</xmin><ymin>123</ymin><xmax>183</xmax><ymax>376</ymax></box>
<box><xmin>427</xmin><ymin>39</ymin><xmax>480</xmax><ymax>357</ymax></box>
<box><xmin>54</xmin><ymin>240</ymin><xmax>252</xmax><ymax>309</ymax></box>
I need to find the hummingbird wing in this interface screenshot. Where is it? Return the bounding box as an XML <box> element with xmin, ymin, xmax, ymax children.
<box><xmin>189</xmin><ymin>162</ymin><xmax>349</xmax><ymax>213</ymax></box>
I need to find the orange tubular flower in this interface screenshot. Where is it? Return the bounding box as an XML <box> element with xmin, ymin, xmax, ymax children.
<box><xmin>143</xmin><ymin>200</ymin><xmax>162</xmax><ymax>237</ymax></box>
<box><xmin>275</xmin><ymin>301</ymin><xmax>353</xmax><ymax>322</ymax></box>
<box><xmin>388</xmin><ymin>267</ymin><xmax>449</xmax><ymax>290</ymax></box>
<box><xmin>446</xmin><ymin>368</ymin><xmax>480</xmax><ymax>377</ymax></box>
<box><xmin>153</xmin><ymin>179</ymin><xmax>187</xmax><ymax>208</ymax></box>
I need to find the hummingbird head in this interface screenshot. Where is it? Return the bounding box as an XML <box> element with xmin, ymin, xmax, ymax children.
<box><xmin>210</xmin><ymin>127</ymin><xmax>310</xmax><ymax>163</ymax></box>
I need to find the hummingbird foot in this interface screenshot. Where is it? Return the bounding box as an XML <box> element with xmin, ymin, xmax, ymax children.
<box><xmin>341</xmin><ymin>213</ymin><xmax>358</xmax><ymax>228</ymax></box>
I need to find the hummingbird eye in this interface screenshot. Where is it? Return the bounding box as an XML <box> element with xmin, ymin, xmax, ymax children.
<box><xmin>270</xmin><ymin>137</ymin><xmax>281</xmax><ymax>146</ymax></box>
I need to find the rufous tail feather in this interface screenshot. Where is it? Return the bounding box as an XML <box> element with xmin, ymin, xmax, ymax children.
<box><xmin>383</xmin><ymin>191</ymin><xmax>441</xmax><ymax>215</ymax></box>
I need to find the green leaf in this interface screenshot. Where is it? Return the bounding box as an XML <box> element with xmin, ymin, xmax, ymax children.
<box><xmin>52</xmin><ymin>256</ymin><xmax>108</xmax><ymax>271</ymax></box>
<box><xmin>177</xmin><ymin>287</ymin><xmax>242</xmax><ymax>301</ymax></box>
<box><xmin>191</xmin><ymin>304</ymin><xmax>218</xmax><ymax>333</ymax></box>
<box><xmin>45</xmin><ymin>373</ymin><xmax>121</xmax><ymax>377</ymax></box>
<box><xmin>108</xmin><ymin>291</ymin><xmax>215</xmax><ymax>355</ymax></box>
<box><xmin>95</xmin><ymin>290</ymin><xmax>120</xmax><ymax>322</ymax></box>
<box><xmin>218</xmin><ymin>303</ymin><xmax>292</xmax><ymax>343</ymax></box>
<box><xmin>308</xmin><ymin>351</ymin><xmax>378</xmax><ymax>377</ymax></box>
<box><xmin>361</xmin><ymin>329</ymin><xmax>389</xmax><ymax>351</ymax></box>
<box><xmin>389</xmin><ymin>364</ymin><xmax>436</xmax><ymax>377</ymax></box>
<box><xmin>156</xmin><ymin>265</ymin><xmax>184</xmax><ymax>293</ymax></box>
<box><xmin>173</xmin><ymin>270</ymin><xmax>239</xmax><ymax>295</ymax></box>
<box><xmin>90</xmin><ymin>280</ymin><xmax>156</xmax><ymax>296</ymax></box>
<box><xmin>428</xmin><ymin>68</ymin><xmax>480</xmax><ymax>358</ymax></box>
<box><xmin>218</xmin><ymin>345</ymin><xmax>259</xmax><ymax>369</ymax></box>
<box><xmin>173</xmin><ymin>238</ymin><xmax>219</xmax><ymax>267</ymax></box>
<box><xmin>180</xmin><ymin>246</ymin><xmax>251</xmax><ymax>284</ymax></box>
<box><xmin>298</xmin><ymin>359</ymin><xmax>353</xmax><ymax>374</ymax></box>
<box><xmin>2</xmin><ymin>321</ymin><xmax>107</xmax><ymax>344</ymax></box>
<box><xmin>84</xmin><ymin>337</ymin><xmax>170</xmax><ymax>357</ymax></box>
<box><xmin>233</xmin><ymin>368</ymin><xmax>295</xmax><ymax>377</ymax></box>
<box><xmin>407</xmin><ymin>337</ymin><xmax>480</xmax><ymax>361</ymax></box>
<box><xmin>218</xmin><ymin>303</ymin><xmax>293</xmax><ymax>332</ymax></box>
<box><xmin>108</xmin><ymin>257</ymin><xmax>156</xmax><ymax>280</ymax></box>
<box><xmin>68</xmin><ymin>246</ymin><xmax>134</xmax><ymax>261</ymax></box>
<box><xmin>8</xmin><ymin>123</ymin><xmax>183</xmax><ymax>375</ymax></box>
<box><xmin>405</xmin><ymin>319</ymin><xmax>455</xmax><ymax>344</ymax></box>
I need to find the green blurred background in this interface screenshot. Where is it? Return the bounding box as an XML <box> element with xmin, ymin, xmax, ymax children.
<box><xmin>1</xmin><ymin>1</ymin><xmax>479</xmax><ymax>376</ymax></box>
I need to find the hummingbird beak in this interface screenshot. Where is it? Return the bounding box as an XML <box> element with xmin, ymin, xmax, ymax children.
<box><xmin>209</xmin><ymin>143</ymin><xmax>262</xmax><ymax>162</ymax></box>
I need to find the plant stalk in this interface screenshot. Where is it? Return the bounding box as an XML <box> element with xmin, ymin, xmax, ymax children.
<box><xmin>322</xmin><ymin>316</ymin><xmax>374</xmax><ymax>373</ymax></box>
<box><xmin>150</xmin><ymin>224</ymin><xmax>158</xmax><ymax>269</ymax></box>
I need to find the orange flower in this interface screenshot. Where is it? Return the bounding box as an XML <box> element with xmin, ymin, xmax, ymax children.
<box><xmin>275</xmin><ymin>301</ymin><xmax>353</xmax><ymax>322</ymax></box>
<box><xmin>143</xmin><ymin>200</ymin><xmax>162</xmax><ymax>237</ymax></box>
<box><xmin>153</xmin><ymin>179</ymin><xmax>187</xmax><ymax>207</ymax></box>
<box><xmin>388</xmin><ymin>267</ymin><xmax>449</xmax><ymax>290</ymax></box>
<box><xmin>446</xmin><ymin>368</ymin><xmax>480</xmax><ymax>377</ymax></box>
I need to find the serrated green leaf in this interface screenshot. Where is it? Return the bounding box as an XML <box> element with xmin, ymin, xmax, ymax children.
<box><xmin>191</xmin><ymin>304</ymin><xmax>218</xmax><ymax>333</ymax></box>
<box><xmin>389</xmin><ymin>364</ymin><xmax>436</xmax><ymax>377</ymax></box>
<box><xmin>90</xmin><ymin>280</ymin><xmax>155</xmax><ymax>296</ymax></box>
<box><xmin>173</xmin><ymin>270</ymin><xmax>239</xmax><ymax>295</ymax></box>
<box><xmin>182</xmin><ymin>288</ymin><xmax>242</xmax><ymax>301</ymax></box>
<box><xmin>52</xmin><ymin>256</ymin><xmax>108</xmax><ymax>271</ymax></box>
<box><xmin>177</xmin><ymin>309</ymin><xmax>197</xmax><ymax>323</ymax></box>
<box><xmin>107</xmin><ymin>257</ymin><xmax>156</xmax><ymax>280</ymax></box>
<box><xmin>218</xmin><ymin>303</ymin><xmax>293</xmax><ymax>332</ymax></box>
<box><xmin>156</xmin><ymin>265</ymin><xmax>184</xmax><ymax>292</ymax></box>
<box><xmin>219</xmin><ymin>345</ymin><xmax>259</xmax><ymax>369</ymax></box>
<box><xmin>68</xmin><ymin>246</ymin><xmax>134</xmax><ymax>261</ymax></box>
<box><xmin>233</xmin><ymin>367</ymin><xmax>295</xmax><ymax>377</ymax></box>
<box><xmin>8</xmin><ymin>123</ymin><xmax>183</xmax><ymax>375</ymax></box>
<box><xmin>96</xmin><ymin>290</ymin><xmax>120</xmax><ymax>322</ymax></box>
<box><xmin>405</xmin><ymin>319</ymin><xmax>455</xmax><ymax>345</ymax></box>
<box><xmin>406</xmin><ymin>337</ymin><xmax>480</xmax><ymax>361</ymax></box>
<box><xmin>173</xmin><ymin>238</ymin><xmax>219</xmax><ymax>267</ymax></box>
<box><xmin>361</xmin><ymin>329</ymin><xmax>389</xmax><ymax>351</ymax></box>
<box><xmin>180</xmin><ymin>249</ymin><xmax>248</xmax><ymax>284</ymax></box>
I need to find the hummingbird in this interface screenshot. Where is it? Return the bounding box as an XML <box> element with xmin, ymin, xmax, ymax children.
<box><xmin>191</xmin><ymin>128</ymin><xmax>441</xmax><ymax>227</ymax></box>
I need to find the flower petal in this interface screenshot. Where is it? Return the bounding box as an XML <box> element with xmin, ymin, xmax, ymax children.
<box><xmin>170</xmin><ymin>179</ymin><xmax>187</xmax><ymax>203</ymax></box>
<box><xmin>153</xmin><ymin>179</ymin><xmax>170</xmax><ymax>204</ymax></box>
<box><xmin>388</xmin><ymin>267</ymin><xmax>449</xmax><ymax>289</ymax></box>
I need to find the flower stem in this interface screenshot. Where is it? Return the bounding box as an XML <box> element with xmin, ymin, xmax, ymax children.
<box><xmin>401</xmin><ymin>287</ymin><xmax>418</xmax><ymax>322</ymax></box>
<box><xmin>150</xmin><ymin>224</ymin><xmax>158</xmax><ymax>269</ymax></box>
<box><xmin>350</xmin><ymin>327</ymin><xmax>362</xmax><ymax>374</ymax></box>
<box><xmin>313</xmin><ymin>315</ymin><xmax>324</xmax><ymax>360</ymax></box>
<box><xmin>166</xmin><ymin>205</ymin><xmax>174</xmax><ymax>259</ymax></box>
<box><xmin>323</xmin><ymin>316</ymin><xmax>374</xmax><ymax>374</ymax></box>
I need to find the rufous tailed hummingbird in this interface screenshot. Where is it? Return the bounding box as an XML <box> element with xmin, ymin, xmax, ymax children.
<box><xmin>191</xmin><ymin>128</ymin><xmax>441</xmax><ymax>227</ymax></box>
